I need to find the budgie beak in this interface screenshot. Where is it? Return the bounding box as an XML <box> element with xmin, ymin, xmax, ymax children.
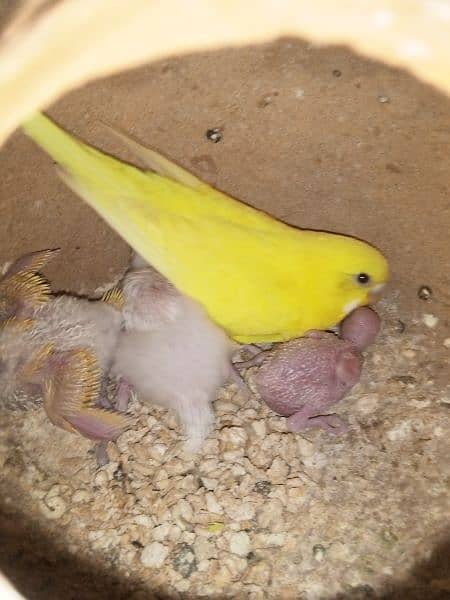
<box><xmin>368</xmin><ymin>283</ymin><xmax>386</xmax><ymax>304</ymax></box>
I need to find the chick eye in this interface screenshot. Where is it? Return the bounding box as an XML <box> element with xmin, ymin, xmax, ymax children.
<box><xmin>356</xmin><ymin>273</ymin><xmax>371</xmax><ymax>285</ymax></box>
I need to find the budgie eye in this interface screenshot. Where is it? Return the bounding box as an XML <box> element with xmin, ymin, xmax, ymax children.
<box><xmin>356</xmin><ymin>273</ymin><xmax>371</xmax><ymax>285</ymax></box>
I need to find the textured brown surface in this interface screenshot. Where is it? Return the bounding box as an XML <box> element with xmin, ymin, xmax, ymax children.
<box><xmin>1</xmin><ymin>0</ymin><xmax>450</xmax><ymax>146</ymax></box>
<box><xmin>0</xmin><ymin>301</ymin><xmax>449</xmax><ymax>600</ymax></box>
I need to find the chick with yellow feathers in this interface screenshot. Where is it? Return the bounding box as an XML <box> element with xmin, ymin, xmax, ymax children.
<box><xmin>22</xmin><ymin>113</ymin><xmax>388</xmax><ymax>343</ymax></box>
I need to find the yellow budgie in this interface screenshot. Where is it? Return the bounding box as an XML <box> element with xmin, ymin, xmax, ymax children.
<box><xmin>22</xmin><ymin>113</ymin><xmax>388</xmax><ymax>343</ymax></box>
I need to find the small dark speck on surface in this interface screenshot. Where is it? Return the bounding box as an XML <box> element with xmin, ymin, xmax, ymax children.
<box><xmin>332</xmin><ymin>69</ymin><xmax>342</xmax><ymax>77</ymax></box>
<box><xmin>253</xmin><ymin>480</ymin><xmax>272</xmax><ymax>496</ymax></box>
<box><xmin>171</xmin><ymin>543</ymin><xmax>197</xmax><ymax>578</ymax></box>
<box><xmin>395</xmin><ymin>320</ymin><xmax>406</xmax><ymax>334</ymax></box>
<box><xmin>385</xmin><ymin>163</ymin><xmax>402</xmax><ymax>174</ymax></box>
<box><xmin>389</xmin><ymin>375</ymin><xmax>417</xmax><ymax>385</ymax></box>
<box><xmin>113</xmin><ymin>466</ymin><xmax>126</xmax><ymax>482</ymax></box>
<box><xmin>206</xmin><ymin>128</ymin><xmax>223</xmax><ymax>143</ymax></box>
<box><xmin>418</xmin><ymin>286</ymin><xmax>433</xmax><ymax>301</ymax></box>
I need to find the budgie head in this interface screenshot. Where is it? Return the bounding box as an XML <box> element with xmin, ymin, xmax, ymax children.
<box><xmin>307</xmin><ymin>233</ymin><xmax>389</xmax><ymax>324</ymax></box>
